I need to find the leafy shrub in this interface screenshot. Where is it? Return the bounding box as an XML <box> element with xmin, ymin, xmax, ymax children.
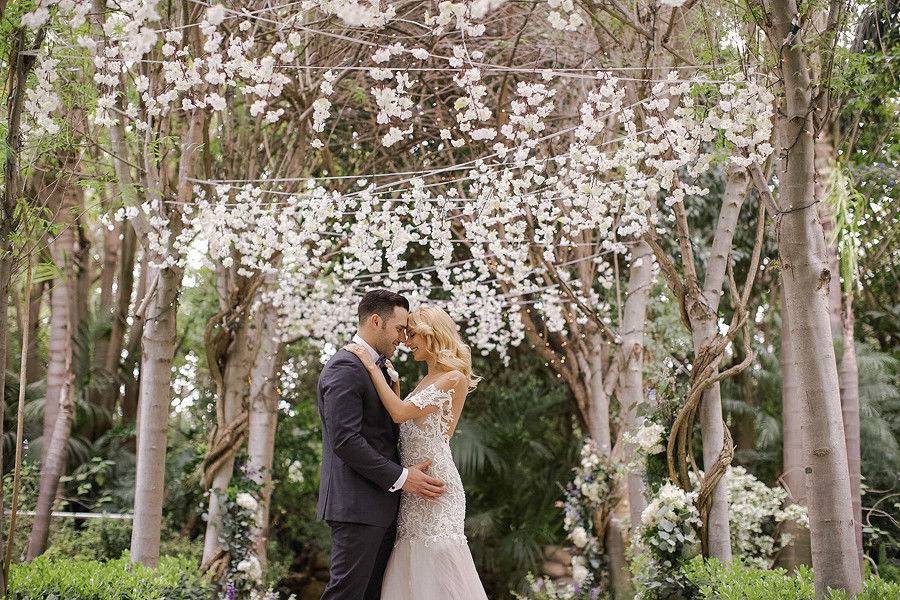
<box><xmin>43</xmin><ymin>519</ymin><xmax>132</xmax><ymax>562</ymax></box>
<box><xmin>684</xmin><ymin>558</ymin><xmax>815</xmax><ymax>600</ymax></box>
<box><xmin>8</xmin><ymin>554</ymin><xmax>212</xmax><ymax>600</ymax></box>
<box><xmin>683</xmin><ymin>557</ymin><xmax>900</xmax><ymax>600</ymax></box>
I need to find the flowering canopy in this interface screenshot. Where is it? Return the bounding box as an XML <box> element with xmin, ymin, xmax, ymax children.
<box><xmin>20</xmin><ymin>0</ymin><xmax>774</xmax><ymax>359</ymax></box>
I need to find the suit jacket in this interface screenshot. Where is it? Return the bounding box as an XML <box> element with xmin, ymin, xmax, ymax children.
<box><xmin>316</xmin><ymin>348</ymin><xmax>403</xmax><ymax>527</ymax></box>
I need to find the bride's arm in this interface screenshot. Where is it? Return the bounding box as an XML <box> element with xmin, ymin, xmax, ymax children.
<box><xmin>344</xmin><ymin>344</ymin><xmax>437</xmax><ymax>423</ymax></box>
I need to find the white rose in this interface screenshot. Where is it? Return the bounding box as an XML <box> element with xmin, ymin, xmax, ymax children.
<box><xmin>572</xmin><ymin>563</ymin><xmax>589</xmax><ymax>584</ymax></box>
<box><xmin>236</xmin><ymin>555</ymin><xmax>262</xmax><ymax>581</ymax></box>
<box><xmin>235</xmin><ymin>492</ymin><xmax>259</xmax><ymax>513</ymax></box>
<box><xmin>569</xmin><ymin>526</ymin><xmax>588</xmax><ymax>548</ymax></box>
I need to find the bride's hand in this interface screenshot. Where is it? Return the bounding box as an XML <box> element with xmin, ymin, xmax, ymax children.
<box><xmin>344</xmin><ymin>343</ymin><xmax>376</xmax><ymax>370</ymax></box>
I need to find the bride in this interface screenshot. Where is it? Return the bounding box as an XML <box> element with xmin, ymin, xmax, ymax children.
<box><xmin>344</xmin><ymin>305</ymin><xmax>488</xmax><ymax>599</ymax></box>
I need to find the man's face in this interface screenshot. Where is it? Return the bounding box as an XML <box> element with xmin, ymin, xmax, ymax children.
<box><xmin>371</xmin><ymin>306</ymin><xmax>409</xmax><ymax>357</ymax></box>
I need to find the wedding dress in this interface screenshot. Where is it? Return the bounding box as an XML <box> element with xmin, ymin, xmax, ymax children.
<box><xmin>381</xmin><ymin>383</ymin><xmax>488</xmax><ymax>599</ymax></box>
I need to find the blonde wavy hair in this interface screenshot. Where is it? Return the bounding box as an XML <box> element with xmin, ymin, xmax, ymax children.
<box><xmin>408</xmin><ymin>306</ymin><xmax>481</xmax><ymax>390</ymax></box>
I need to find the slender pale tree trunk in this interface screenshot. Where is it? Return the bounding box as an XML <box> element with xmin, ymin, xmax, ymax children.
<box><xmin>780</xmin><ymin>282</ymin><xmax>812</xmax><ymax>569</ymax></box>
<box><xmin>40</xmin><ymin>186</ymin><xmax>79</xmax><ymax>468</ymax></box>
<box><xmin>97</xmin><ymin>222</ymin><xmax>136</xmax><ymax>413</ymax></box>
<box><xmin>130</xmin><ymin>109</ymin><xmax>206</xmax><ymax>567</ymax></box>
<box><xmin>617</xmin><ymin>240</ymin><xmax>653</xmax><ymax>527</ymax></box>
<box><xmin>816</xmin><ymin>132</ymin><xmax>864</xmax><ymax>570</ymax></box>
<box><xmin>762</xmin><ymin>2</ymin><xmax>863</xmax><ymax>594</ymax></box>
<box><xmin>202</xmin><ymin>304</ymin><xmax>263</xmax><ymax>568</ymax></box>
<box><xmin>122</xmin><ymin>252</ymin><xmax>146</xmax><ymax>425</ymax></box>
<box><xmin>246</xmin><ymin>305</ymin><xmax>284</xmax><ymax>569</ymax></box>
<box><xmin>89</xmin><ymin>214</ymin><xmax>119</xmax><ymax>412</ymax></box>
<box><xmin>585</xmin><ymin>342</ymin><xmax>631</xmax><ymax>599</ymax></box>
<box><xmin>128</xmin><ymin>264</ymin><xmax>182</xmax><ymax>566</ymax></box>
<box><xmin>27</xmin><ymin>184</ymin><xmax>80</xmax><ymax>557</ymax></box>
<box><xmin>839</xmin><ymin>294</ymin><xmax>863</xmax><ymax>572</ymax></box>
<box><xmin>588</xmin><ymin>341</ymin><xmax>612</xmax><ymax>455</ymax></box>
<box><xmin>689</xmin><ymin>168</ymin><xmax>750</xmax><ymax>560</ymax></box>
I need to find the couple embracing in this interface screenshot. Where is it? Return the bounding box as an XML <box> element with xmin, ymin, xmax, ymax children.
<box><xmin>316</xmin><ymin>289</ymin><xmax>488</xmax><ymax>599</ymax></box>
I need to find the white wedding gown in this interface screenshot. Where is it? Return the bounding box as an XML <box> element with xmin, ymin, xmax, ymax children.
<box><xmin>381</xmin><ymin>383</ymin><xmax>488</xmax><ymax>599</ymax></box>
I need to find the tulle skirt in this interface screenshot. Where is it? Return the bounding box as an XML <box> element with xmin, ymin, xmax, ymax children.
<box><xmin>381</xmin><ymin>537</ymin><xmax>489</xmax><ymax>599</ymax></box>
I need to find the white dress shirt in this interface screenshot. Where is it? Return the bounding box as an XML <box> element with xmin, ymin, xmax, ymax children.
<box><xmin>352</xmin><ymin>333</ymin><xmax>408</xmax><ymax>493</ymax></box>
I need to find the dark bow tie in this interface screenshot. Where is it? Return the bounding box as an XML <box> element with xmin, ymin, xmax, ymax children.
<box><xmin>375</xmin><ymin>355</ymin><xmax>387</xmax><ymax>369</ymax></box>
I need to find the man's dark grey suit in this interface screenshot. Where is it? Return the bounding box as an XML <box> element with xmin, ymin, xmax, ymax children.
<box><xmin>317</xmin><ymin>348</ymin><xmax>403</xmax><ymax>600</ymax></box>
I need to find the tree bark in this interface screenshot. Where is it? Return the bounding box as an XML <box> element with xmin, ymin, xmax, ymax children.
<box><xmin>201</xmin><ymin>302</ymin><xmax>263</xmax><ymax>568</ymax></box>
<box><xmin>99</xmin><ymin>222</ymin><xmax>137</xmax><ymax>414</ymax></box>
<box><xmin>585</xmin><ymin>340</ymin><xmax>632</xmax><ymax>598</ymax></box>
<box><xmin>1</xmin><ymin>28</ymin><xmax>46</xmax><ymax>587</ymax></box>
<box><xmin>839</xmin><ymin>294</ymin><xmax>863</xmax><ymax>573</ymax></box>
<box><xmin>246</xmin><ymin>305</ymin><xmax>284</xmax><ymax>570</ymax></box>
<box><xmin>26</xmin><ymin>239</ymin><xmax>76</xmax><ymax>559</ymax></box>
<box><xmin>23</xmin><ymin>280</ymin><xmax>44</xmax><ymax>384</ymax></box>
<box><xmin>121</xmin><ymin>251</ymin><xmax>146</xmax><ymax>425</ymax></box>
<box><xmin>128</xmin><ymin>264</ymin><xmax>182</xmax><ymax>566</ymax></box>
<box><xmin>816</xmin><ymin>133</ymin><xmax>864</xmax><ymax>571</ymax></box>
<box><xmin>129</xmin><ymin>107</ymin><xmax>207</xmax><ymax>568</ymax></box>
<box><xmin>779</xmin><ymin>281</ymin><xmax>812</xmax><ymax>569</ymax></box>
<box><xmin>688</xmin><ymin>168</ymin><xmax>750</xmax><ymax>561</ymax></box>
<box><xmin>764</xmin><ymin>2</ymin><xmax>863</xmax><ymax>594</ymax></box>
<box><xmin>617</xmin><ymin>239</ymin><xmax>653</xmax><ymax>527</ymax></box>
<box><xmin>39</xmin><ymin>182</ymin><xmax>80</xmax><ymax>475</ymax></box>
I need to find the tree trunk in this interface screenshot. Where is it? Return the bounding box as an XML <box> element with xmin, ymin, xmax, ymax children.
<box><xmin>201</xmin><ymin>307</ymin><xmax>262</xmax><ymax>568</ymax></box>
<box><xmin>605</xmin><ymin>519</ymin><xmax>631</xmax><ymax>600</ymax></box>
<box><xmin>587</xmin><ymin>341</ymin><xmax>612</xmax><ymax>454</ymax></box>
<box><xmin>816</xmin><ymin>132</ymin><xmax>864</xmax><ymax>570</ymax></box>
<box><xmin>39</xmin><ymin>183</ymin><xmax>80</xmax><ymax>471</ymax></box>
<box><xmin>129</xmin><ymin>105</ymin><xmax>206</xmax><ymax>567</ymax></box>
<box><xmin>779</xmin><ymin>281</ymin><xmax>812</xmax><ymax>569</ymax></box>
<box><xmin>586</xmin><ymin>342</ymin><xmax>631</xmax><ymax>598</ymax></box>
<box><xmin>100</xmin><ymin>222</ymin><xmax>137</xmax><ymax>413</ymax></box>
<box><xmin>246</xmin><ymin>305</ymin><xmax>284</xmax><ymax>569</ymax></box>
<box><xmin>121</xmin><ymin>251</ymin><xmax>146</xmax><ymax>425</ymax></box>
<box><xmin>0</xmin><ymin>254</ymin><xmax>10</xmax><ymax>591</ymax></box>
<box><xmin>2</xmin><ymin>28</ymin><xmax>46</xmax><ymax>588</ymax></box>
<box><xmin>89</xmin><ymin>217</ymin><xmax>119</xmax><ymax>414</ymax></box>
<box><xmin>24</xmin><ymin>280</ymin><xmax>44</xmax><ymax>384</ymax></box>
<box><xmin>839</xmin><ymin>294</ymin><xmax>863</xmax><ymax>573</ymax></box>
<box><xmin>815</xmin><ymin>134</ymin><xmax>843</xmax><ymax>338</ymax></box>
<box><xmin>26</xmin><ymin>370</ymin><xmax>75</xmax><ymax>559</ymax></box>
<box><xmin>618</xmin><ymin>239</ymin><xmax>653</xmax><ymax>527</ymax></box>
<box><xmin>766</xmin><ymin>2</ymin><xmax>863</xmax><ymax>594</ymax></box>
<box><xmin>688</xmin><ymin>168</ymin><xmax>749</xmax><ymax>561</ymax></box>
<box><xmin>128</xmin><ymin>264</ymin><xmax>183</xmax><ymax>566</ymax></box>
<box><xmin>26</xmin><ymin>246</ymin><xmax>76</xmax><ymax>560</ymax></box>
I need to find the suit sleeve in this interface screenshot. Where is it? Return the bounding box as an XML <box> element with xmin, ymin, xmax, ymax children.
<box><xmin>322</xmin><ymin>360</ymin><xmax>404</xmax><ymax>491</ymax></box>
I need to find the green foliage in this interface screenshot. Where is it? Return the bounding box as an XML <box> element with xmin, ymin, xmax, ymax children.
<box><xmin>682</xmin><ymin>557</ymin><xmax>900</xmax><ymax>600</ymax></box>
<box><xmin>43</xmin><ymin>519</ymin><xmax>132</xmax><ymax>563</ymax></box>
<box><xmin>452</xmin><ymin>349</ymin><xmax>580</xmax><ymax>598</ymax></box>
<box><xmin>8</xmin><ymin>555</ymin><xmax>212</xmax><ymax>600</ymax></box>
<box><xmin>684</xmin><ymin>558</ymin><xmax>814</xmax><ymax>600</ymax></box>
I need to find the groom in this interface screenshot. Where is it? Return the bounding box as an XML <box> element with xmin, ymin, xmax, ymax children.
<box><xmin>317</xmin><ymin>289</ymin><xmax>446</xmax><ymax>599</ymax></box>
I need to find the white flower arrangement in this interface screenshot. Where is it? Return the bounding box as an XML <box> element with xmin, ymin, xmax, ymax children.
<box><xmin>235</xmin><ymin>555</ymin><xmax>262</xmax><ymax>582</ymax></box>
<box><xmin>235</xmin><ymin>492</ymin><xmax>259</xmax><ymax>513</ymax></box>
<box><xmin>717</xmin><ymin>466</ymin><xmax>808</xmax><ymax>568</ymax></box>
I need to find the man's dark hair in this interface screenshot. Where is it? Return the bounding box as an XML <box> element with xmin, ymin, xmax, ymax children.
<box><xmin>358</xmin><ymin>289</ymin><xmax>410</xmax><ymax>326</ymax></box>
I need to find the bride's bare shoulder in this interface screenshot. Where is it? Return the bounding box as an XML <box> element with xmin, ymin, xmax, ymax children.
<box><xmin>436</xmin><ymin>370</ymin><xmax>467</xmax><ymax>391</ymax></box>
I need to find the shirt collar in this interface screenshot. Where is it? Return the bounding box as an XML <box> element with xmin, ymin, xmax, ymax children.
<box><xmin>352</xmin><ymin>333</ymin><xmax>382</xmax><ymax>361</ymax></box>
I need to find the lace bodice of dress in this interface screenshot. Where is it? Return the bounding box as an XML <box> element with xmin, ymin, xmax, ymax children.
<box><xmin>395</xmin><ymin>382</ymin><xmax>467</xmax><ymax>546</ymax></box>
